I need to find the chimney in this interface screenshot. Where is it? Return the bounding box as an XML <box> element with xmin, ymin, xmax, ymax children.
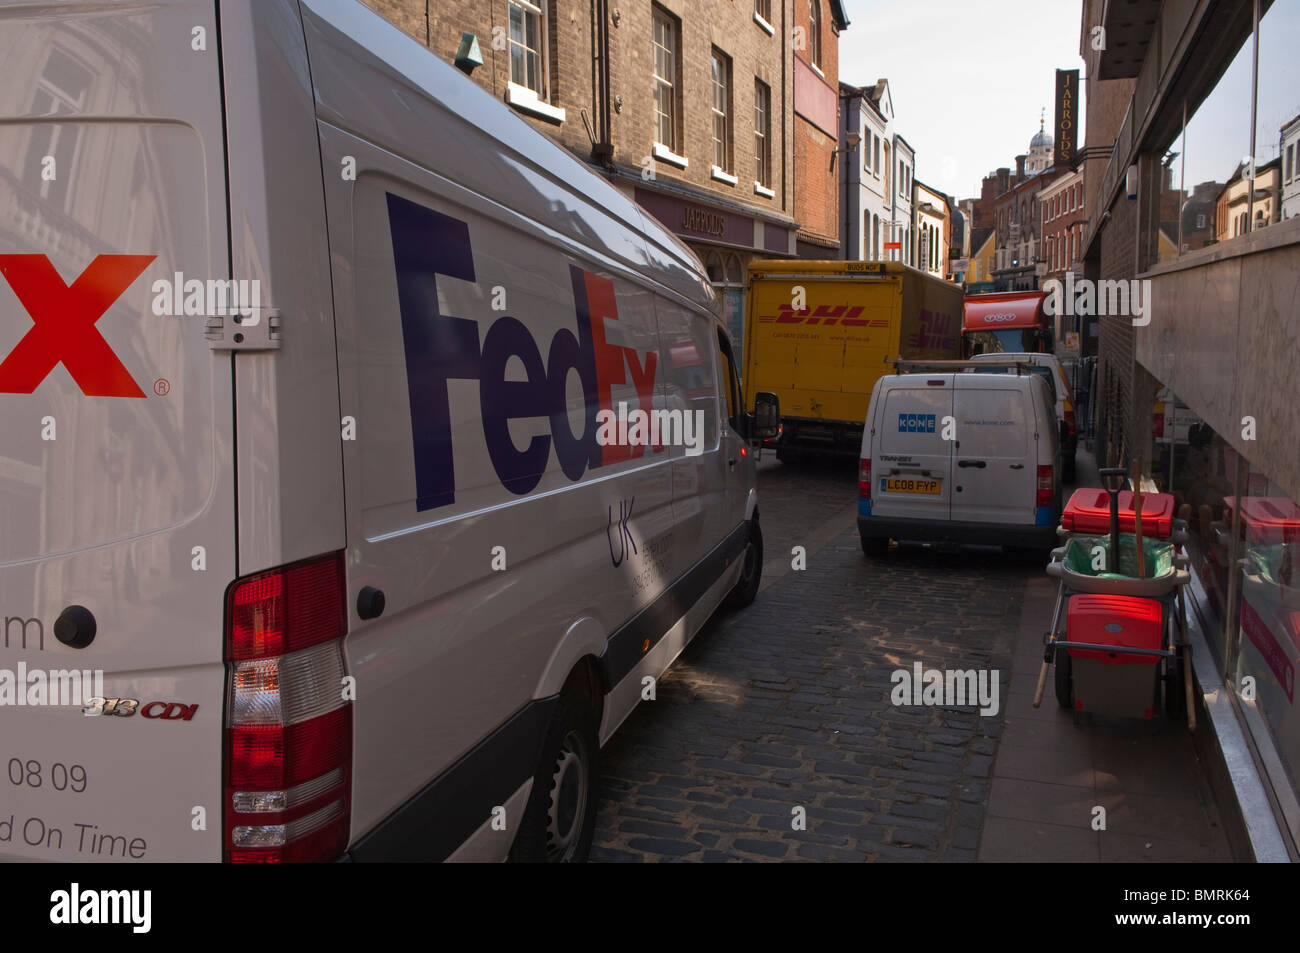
<box><xmin>1015</xmin><ymin>155</ymin><xmax>1026</xmax><ymax>180</ymax></box>
<box><xmin>997</xmin><ymin>167</ymin><xmax>1010</xmax><ymax>195</ymax></box>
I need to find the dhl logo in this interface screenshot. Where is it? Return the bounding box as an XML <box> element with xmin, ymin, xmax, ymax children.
<box><xmin>757</xmin><ymin>304</ymin><xmax>889</xmax><ymax>327</ymax></box>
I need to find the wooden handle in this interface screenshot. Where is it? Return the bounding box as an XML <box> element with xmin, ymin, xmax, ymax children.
<box><xmin>1032</xmin><ymin>659</ymin><xmax>1049</xmax><ymax>708</ymax></box>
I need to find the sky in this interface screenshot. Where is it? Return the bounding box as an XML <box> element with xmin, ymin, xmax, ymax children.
<box><xmin>837</xmin><ymin>0</ymin><xmax>1087</xmax><ymax>201</ymax></box>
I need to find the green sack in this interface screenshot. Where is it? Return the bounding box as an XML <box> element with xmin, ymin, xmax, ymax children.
<box><xmin>1062</xmin><ymin>534</ymin><xmax>1174</xmax><ymax>580</ymax></box>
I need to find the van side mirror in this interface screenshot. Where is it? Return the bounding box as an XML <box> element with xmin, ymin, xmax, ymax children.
<box><xmin>752</xmin><ymin>392</ymin><xmax>780</xmax><ymax>441</ymax></box>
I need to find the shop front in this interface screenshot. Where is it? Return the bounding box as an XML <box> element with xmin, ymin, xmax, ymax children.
<box><xmin>632</xmin><ymin>187</ymin><xmax>796</xmax><ymax>360</ymax></box>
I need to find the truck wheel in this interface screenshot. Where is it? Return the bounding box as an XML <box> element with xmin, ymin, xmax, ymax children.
<box><xmin>861</xmin><ymin>535</ymin><xmax>889</xmax><ymax>557</ymax></box>
<box><xmin>725</xmin><ymin>517</ymin><xmax>763</xmax><ymax>609</ymax></box>
<box><xmin>509</xmin><ymin>691</ymin><xmax>599</xmax><ymax>863</ymax></box>
<box><xmin>776</xmin><ymin>448</ymin><xmax>801</xmax><ymax>465</ymax></box>
<box><xmin>1054</xmin><ymin>648</ymin><xmax>1074</xmax><ymax>709</ymax></box>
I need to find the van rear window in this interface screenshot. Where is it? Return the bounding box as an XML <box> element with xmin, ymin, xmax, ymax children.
<box><xmin>955</xmin><ymin>387</ymin><xmax>1029</xmax><ymax>457</ymax></box>
<box><xmin>879</xmin><ymin>388</ymin><xmax>950</xmax><ymax>454</ymax></box>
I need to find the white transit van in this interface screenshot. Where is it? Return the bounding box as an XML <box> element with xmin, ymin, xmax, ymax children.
<box><xmin>0</xmin><ymin>0</ymin><xmax>776</xmax><ymax>863</ymax></box>
<box><xmin>857</xmin><ymin>363</ymin><xmax>1062</xmax><ymax>555</ymax></box>
<box><xmin>968</xmin><ymin>351</ymin><xmax>1078</xmax><ymax>482</ymax></box>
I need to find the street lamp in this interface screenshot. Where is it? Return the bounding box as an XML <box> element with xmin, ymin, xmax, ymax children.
<box><xmin>831</xmin><ymin>131</ymin><xmax>861</xmax><ymax>172</ymax></box>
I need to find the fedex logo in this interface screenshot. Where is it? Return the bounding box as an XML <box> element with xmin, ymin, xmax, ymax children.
<box><xmin>0</xmin><ymin>255</ymin><xmax>154</xmax><ymax>397</ymax></box>
<box><xmin>387</xmin><ymin>193</ymin><xmax>662</xmax><ymax>512</ymax></box>
<box><xmin>756</xmin><ymin>303</ymin><xmax>887</xmax><ymax>327</ymax></box>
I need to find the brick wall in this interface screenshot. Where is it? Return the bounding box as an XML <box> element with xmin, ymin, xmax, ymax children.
<box><xmin>792</xmin><ymin>0</ymin><xmax>840</xmax><ymax>248</ymax></box>
<box><xmin>357</xmin><ymin>1</ymin><xmax>796</xmax><ymax>222</ymax></box>
<box><xmin>1096</xmin><ymin>191</ymin><xmax>1137</xmax><ymax>467</ymax></box>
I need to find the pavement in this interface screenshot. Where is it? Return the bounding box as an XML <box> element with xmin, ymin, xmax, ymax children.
<box><xmin>590</xmin><ymin>446</ymin><xmax>1234</xmax><ymax>862</ymax></box>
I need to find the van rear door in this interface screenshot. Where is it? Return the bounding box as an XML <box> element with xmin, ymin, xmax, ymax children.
<box><xmin>950</xmin><ymin>376</ymin><xmax>1036</xmax><ymax>526</ymax></box>
<box><xmin>0</xmin><ymin>0</ymin><xmax>232</xmax><ymax>861</ymax></box>
<box><xmin>871</xmin><ymin>377</ymin><xmax>953</xmax><ymax>521</ymax></box>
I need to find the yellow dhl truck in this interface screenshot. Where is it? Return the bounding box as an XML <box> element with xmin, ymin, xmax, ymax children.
<box><xmin>742</xmin><ymin>260</ymin><xmax>963</xmax><ymax>458</ymax></box>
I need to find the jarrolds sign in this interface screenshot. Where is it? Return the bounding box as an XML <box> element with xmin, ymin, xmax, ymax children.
<box><xmin>1055</xmin><ymin>69</ymin><xmax>1079</xmax><ymax>169</ymax></box>
<box><xmin>634</xmin><ymin>187</ymin><xmax>791</xmax><ymax>254</ymax></box>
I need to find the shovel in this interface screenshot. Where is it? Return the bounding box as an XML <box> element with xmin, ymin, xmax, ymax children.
<box><xmin>1098</xmin><ymin>467</ymin><xmax>1128</xmax><ymax>573</ymax></box>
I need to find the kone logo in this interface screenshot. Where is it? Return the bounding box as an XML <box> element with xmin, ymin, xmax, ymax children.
<box><xmin>387</xmin><ymin>193</ymin><xmax>662</xmax><ymax>512</ymax></box>
<box><xmin>898</xmin><ymin>413</ymin><xmax>936</xmax><ymax>433</ymax></box>
<box><xmin>0</xmin><ymin>255</ymin><xmax>154</xmax><ymax>397</ymax></box>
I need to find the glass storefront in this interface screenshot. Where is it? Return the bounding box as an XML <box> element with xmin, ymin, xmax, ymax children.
<box><xmin>1156</xmin><ymin>384</ymin><xmax>1300</xmax><ymax>844</ymax></box>
<box><xmin>701</xmin><ymin>247</ymin><xmax>748</xmax><ymax>360</ymax></box>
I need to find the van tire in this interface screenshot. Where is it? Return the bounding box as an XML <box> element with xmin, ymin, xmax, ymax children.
<box><xmin>725</xmin><ymin>516</ymin><xmax>763</xmax><ymax>609</ymax></box>
<box><xmin>509</xmin><ymin>691</ymin><xmax>600</xmax><ymax>863</ymax></box>
<box><xmin>1054</xmin><ymin>647</ymin><xmax>1074</xmax><ymax>709</ymax></box>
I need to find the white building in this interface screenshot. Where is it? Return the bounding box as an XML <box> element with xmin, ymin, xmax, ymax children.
<box><xmin>1282</xmin><ymin>114</ymin><xmax>1300</xmax><ymax>221</ymax></box>
<box><xmin>839</xmin><ymin>78</ymin><xmax>917</xmax><ymax>266</ymax></box>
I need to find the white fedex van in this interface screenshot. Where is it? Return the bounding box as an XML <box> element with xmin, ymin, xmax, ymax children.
<box><xmin>0</xmin><ymin>0</ymin><xmax>777</xmax><ymax>863</ymax></box>
<box><xmin>857</xmin><ymin>364</ymin><xmax>1061</xmax><ymax>555</ymax></box>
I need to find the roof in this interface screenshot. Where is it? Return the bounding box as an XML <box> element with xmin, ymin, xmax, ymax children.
<box><xmin>829</xmin><ymin>0</ymin><xmax>850</xmax><ymax>30</ymax></box>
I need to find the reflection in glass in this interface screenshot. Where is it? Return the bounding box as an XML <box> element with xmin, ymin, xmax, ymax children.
<box><xmin>1182</xmin><ymin>24</ymin><xmax>1253</xmax><ymax>247</ymax></box>
<box><xmin>1157</xmin><ymin>126</ymin><xmax>1183</xmax><ymax>263</ymax></box>
<box><xmin>1255</xmin><ymin>0</ymin><xmax>1300</xmax><ymax>229</ymax></box>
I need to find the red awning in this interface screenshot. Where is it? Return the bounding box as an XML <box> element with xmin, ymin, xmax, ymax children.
<box><xmin>963</xmin><ymin>291</ymin><xmax>1048</xmax><ymax>331</ymax></box>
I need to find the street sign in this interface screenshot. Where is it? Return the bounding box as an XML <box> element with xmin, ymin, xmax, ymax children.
<box><xmin>884</xmin><ymin>241</ymin><xmax>902</xmax><ymax>250</ymax></box>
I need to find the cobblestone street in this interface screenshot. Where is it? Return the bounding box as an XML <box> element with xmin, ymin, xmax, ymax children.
<box><xmin>592</xmin><ymin>454</ymin><xmax>1039</xmax><ymax>861</ymax></box>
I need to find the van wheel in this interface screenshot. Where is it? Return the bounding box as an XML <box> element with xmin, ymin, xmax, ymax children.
<box><xmin>1054</xmin><ymin>647</ymin><xmax>1074</xmax><ymax>709</ymax></box>
<box><xmin>509</xmin><ymin>692</ymin><xmax>599</xmax><ymax>863</ymax></box>
<box><xmin>725</xmin><ymin>517</ymin><xmax>763</xmax><ymax>609</ymax></box>
<box><xmin>861</xmin><ymin>535</ymin><xmax>889</xmax><ymax>556</ymax></box>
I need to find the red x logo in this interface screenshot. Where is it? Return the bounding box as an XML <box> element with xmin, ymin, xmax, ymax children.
<box><xmin>0</xmin><ymin>254</ymin><xmax>155</xmax><ymax>397</ymax></box>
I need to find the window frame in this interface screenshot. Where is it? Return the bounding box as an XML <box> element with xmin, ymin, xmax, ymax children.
<box><xmin>808</xmin><ymin>0</ymin><xmax>822</xmax><ymax>69</ymax></box>
<box><xmin>652</xmin><ymin>5</ymin><xmax>679</xmax><ymax>153</ymax></box>
<box><xmin>507</xmin><ymin>0</ymin><xmax>548</xmax><ymax>101</ymax></box>
<box><xmin>754</xmin><ymin>78</ymin><xmax>771</xmax><ymax>187</ymax></box>
<box><xmin>711</xmin><ymin>47</ymin><xmax>733</xmax><ymax>174</ymax></box>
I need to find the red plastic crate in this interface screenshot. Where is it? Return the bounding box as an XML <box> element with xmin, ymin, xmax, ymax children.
<box><xmin>1066</xmin><ymin>594</ymin><xmax>1163</xmax><ymax>664</ymax></box>
<box><xmin>1061</xmin><ymin>488</ymin><xmax>1174</xmax><ymax>539</ymax></box>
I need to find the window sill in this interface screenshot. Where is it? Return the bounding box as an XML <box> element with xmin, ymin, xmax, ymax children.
<box><xmin>711</xmin><ymin>166</ymin><xmax>738</xmax><ymax>185</ymax></box>
<box><xmin>652</xmin><ymin>143</ymin><xmax>688</xmax><ymax>169</ymax></box>
<box><xmin>809</xmin><ymin>61</ymin><xmax>825</xmax><ymax>80</ymax></box>
<box><xmin>753</xmin><ymin>12</ymin><xmax>775</xmax><ymax>35</ymax></box>
<box><xmin>754</xmin><ymin>182</ymin><xmax>775</xmax><ymax>198</ymax></box>
<box><xmin>506</xmin><ymin>83</ymin><xmax>565</xmax><ymax>124</ymax></box>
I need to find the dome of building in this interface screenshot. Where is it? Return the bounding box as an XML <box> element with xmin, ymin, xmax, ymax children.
<box><xmin>1030</xmin><ymin>119</ymin><xmax>1053</xmax><ymax>151</ymax></box>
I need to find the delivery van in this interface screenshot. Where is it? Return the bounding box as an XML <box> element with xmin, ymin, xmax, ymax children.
<box><xmin>857</xmin><ymin>363</ymin><xmax>1062</xmax><ymax>555</ymax></box>
<box><xmin>968</xmin><ymin>351</ymin><xmax>1078</xmax><ymax>482</ymax></box>
<box><xmin>0</xmin><ymin>0</ymin><xmax>778</xmax><ymax>863</ymax></box>
<box><xmin>743</xmin><ymin>260</ymin><xmax>963</xmax><ymax>459</ymax></box>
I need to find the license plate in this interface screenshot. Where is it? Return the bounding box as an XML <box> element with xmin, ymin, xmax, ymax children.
<box><xmin>882</xmin><ymin>477</ymin><xmax>941</xmax><ymax>495</ymax></box>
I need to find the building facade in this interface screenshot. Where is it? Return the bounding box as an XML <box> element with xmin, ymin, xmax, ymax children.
<box><xmin>913</xmin><ymin>179</ymin><xmax>949</xmax><ymax>278</ymax></box>
<box><xmin>1037</xmin><ymin>168</ymin><xmax>1084</xmax><ymax>355</ymax></box>
<box><xmin>793</xmin><ymin>0</ymin><xmax>850</xmax><ymax>258</ymax></box>
<box><xmin>362</xmin><ymin>0</ymin><xmax>802</xmax><ymax>351</ymax></box>
<box><xmin>1080</xmin><ymin>0</ymin><xmax>1300</xmax><ymax>857</ymax></box>
<box><xmin>839</xmin><ymin>78</ymin><xmax>902</xmax><ymax>263</ymax></box>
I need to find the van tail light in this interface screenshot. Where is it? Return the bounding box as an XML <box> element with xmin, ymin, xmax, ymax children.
<box><xmin>859</xmin><ymin>458</ymin><xmax>872</xmax><ymax>499</ymax></box>
<box><xmin>224</xmin><ymin>551</ymin><xmax>350</xmax><ymax>862</ymax></box>
<box><xmin>1064</xmin><ymin>408</ymin><xmax>1076</xmax><ymax>436</ymax></box>
<box><xmin>1037</xmin><ymin>465</ymin><xmax>1054</xmax><ymax>507</ymax></box>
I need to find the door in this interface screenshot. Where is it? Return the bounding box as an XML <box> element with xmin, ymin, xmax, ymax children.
<box><xmin>871</xmin><ymin>379</ymin><xmax>954</xmax><ymax>521</ymax></box>
<box><xmin>950</xmin><ymin>376</ymin><xmax>1036</xmax><ymax>525</ymax></box>
<box><xmin>0</xmin><ymin>0</ymin><xmax>234</xmax><ymax>861</ymax></box>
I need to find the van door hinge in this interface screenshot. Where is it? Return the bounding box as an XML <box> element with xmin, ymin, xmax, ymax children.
<box><xmin>205</xmin><ymin>309</ymin><xmax>282</xmax><ymax>351</ymax></box>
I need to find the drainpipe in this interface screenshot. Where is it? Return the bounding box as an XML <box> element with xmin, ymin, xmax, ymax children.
<box><xmin>591</xmin><ymin>0</ymin><xmax>614</xmax><ymax>167</ymax></box>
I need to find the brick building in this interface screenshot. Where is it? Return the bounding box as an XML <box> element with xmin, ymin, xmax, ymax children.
<box><xmin>1036</xmin><ymin>168</ymin><xmax>1084</xmax><ymax>354</ymax></box>
<box><xmin>793</xmin><ymin>0</ymin><xmax>850</xmax><ymax>258</ymax></box>
<box><xmin>361</xmin><ymin>0</ymin><xmax>802</xmax><ymax>350</ymax></box>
